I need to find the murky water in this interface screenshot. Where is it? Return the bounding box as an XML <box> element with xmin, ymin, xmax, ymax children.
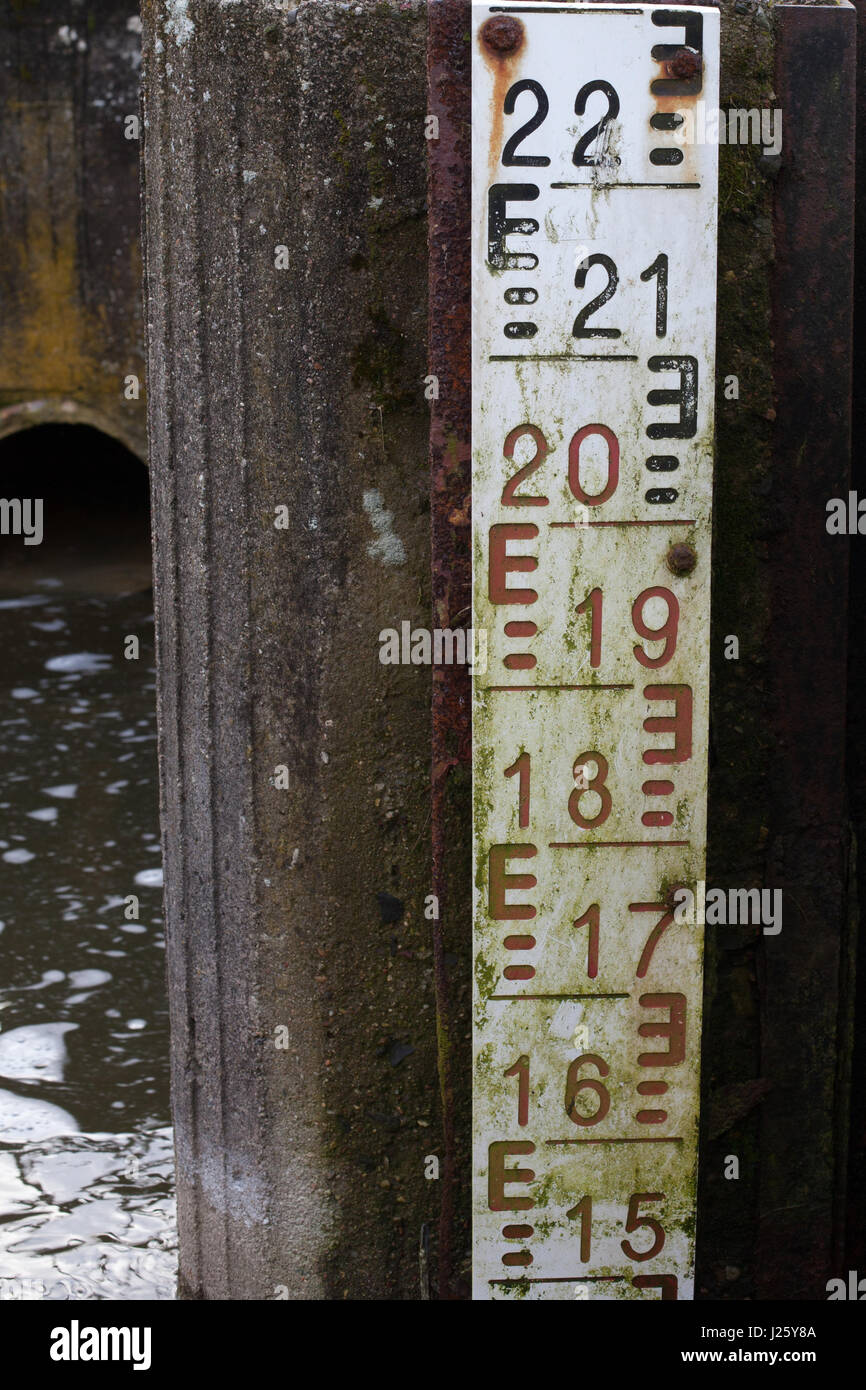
<box><xmin>0</xmin><ymin>574</ymin><xmax>176</xmax><ymax>1300</ymax></box>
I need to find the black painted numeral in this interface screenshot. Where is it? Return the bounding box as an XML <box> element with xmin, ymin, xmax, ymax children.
<box><xmin>573</xmin><ymin>81</ymin><xmax>620</xmax><ymax>167</ymax></box>
<box><xmin>573</xmin><ymin>254</ymin><xmax>621</xmax><ymax>340</ymax></box>
<box><xmin>502</xmin><ymin>80</ymin><xmax>551</xmax><ymax>167</ymax></box>
<box><xmin>641</xmin><ymin>254</ymin><xmax>669</xmax><ymax>338</ymax></box>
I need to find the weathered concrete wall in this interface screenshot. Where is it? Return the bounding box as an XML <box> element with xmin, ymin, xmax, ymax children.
<box><xmin>0</xmin><ymin>1</ymin><xmax>145</xmax><ymax>457</ymax></box>
<box><xmin>142</xmin><ymin>0</ymin><xmax>436</xmax><ymax>1298</ymax></box>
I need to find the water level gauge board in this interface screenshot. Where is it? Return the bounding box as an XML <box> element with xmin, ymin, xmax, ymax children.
<box><xmin>471</xmin><ymin>2</ymin><xmax>719</xmax><ymax>1300</ymax></box>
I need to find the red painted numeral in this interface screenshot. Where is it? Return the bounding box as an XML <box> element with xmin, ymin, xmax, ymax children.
<box><xmin>501</xmin><ymin>424</ymin><xmax>550</xmax><ymax>506</ymax></box>
<box><xmin>565</xmin><ymin>1053</ymin><xmax>611</xmax><ymax>1127</ymax></box>
<box><xmin>573</xmin><ymin>904</ymin><xmax>600</xmax><ymax>978</ymax></box>
<box><xmin>566</xmin><ymin>1194</ymin><xmax>593</xmax><ymax>1262</ymax></box>
<box><xmin>569</xmin><ymin>753</ymin><xmax>612</xmax><ymax>828</ymax></box>
<box><xmin>504</xmin><ymin>1055</ymin><xmax>530</xmax><ymax>1127</ymax></box>
<box><xmin>576</xmin><ymin>586</ymin><xmax>603</xmax><ymax>668</ymax></box>
<box><xmin>632</xmin><ymin>586</ymin><xmax>679</xmax><ymax>668</ymax></box>
<box><xmin>504</xmin><ymin>750</ymin><xmax>531</xmax><ymax>829</ymax></box>
<box><xmin>621</xmin><ymin>1193</ymin><xmax>666</xmax><ymax>1261</ymax></box>
<box><xmin>629</xmin><ymin>904</ymin><xmax>675</xmax><ymax>978</ymax></box>
<box><xmin>568</xmin><ymin>423</ymin><xmax>619</xmax><ymax>505</ymax></box>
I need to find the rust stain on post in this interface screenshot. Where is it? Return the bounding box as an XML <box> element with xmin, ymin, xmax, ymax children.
<box><xmin>479</xmin><ymin>20</ymin><xmax>525</xmax><ymax>181</ymax></box>
<box><xmin>428</xmin><ymin>0</ymin><xmax>473</xmax><ymax>1300</ymax></box>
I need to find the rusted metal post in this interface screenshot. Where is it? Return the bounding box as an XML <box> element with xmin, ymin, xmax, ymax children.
<box><xmin>427</xmin><ymin>0</ymin><xmax>473</xmax><ymax>1300</ymax></box>
<box><xmin>847</xmin><ymin>0</ymin><xmax>866</xmax><ymax>1280</ymax></box>
<box><xmin>755</xmin><ymin>0</ymin><xmax>857</xmax><ymax>1299</ymax></box>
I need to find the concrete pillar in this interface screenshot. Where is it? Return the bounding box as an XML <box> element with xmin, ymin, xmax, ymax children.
<box><xmin>142</xmin><ymin>0</ymin><xmax>436</xmax><ymax>1299</ymax></box>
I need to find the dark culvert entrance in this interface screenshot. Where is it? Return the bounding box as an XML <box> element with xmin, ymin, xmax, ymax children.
<box><xmin>0</xmin><ymin>424</ymin><xmax>152</xmax><ymax>595</ymax></box>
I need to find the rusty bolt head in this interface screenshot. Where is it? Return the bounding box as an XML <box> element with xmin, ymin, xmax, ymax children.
<box><xmin>480</xmin><ymin>15</ymin><xmax>524</xmax><ymax>54</ymax></box>
<box><xmin>666</xmin><ymin>46</ymin><xmax>702</xmax><ymax>80</ymax></box>
<box><xmin>667</xmin><ymin>542</ymin><xmax>698</xmax><ymax>576</ymax></box>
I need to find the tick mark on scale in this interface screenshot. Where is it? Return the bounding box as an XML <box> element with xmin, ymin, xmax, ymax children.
<box><xmin>546</xmin><ymin>1137</ymin><xmax>683</xmax><ymax>1145</ymax></box>
<box><xmin>550</xmin><ymin>840</ymin><xmax>690</xmax><ymax>848</ymax></box>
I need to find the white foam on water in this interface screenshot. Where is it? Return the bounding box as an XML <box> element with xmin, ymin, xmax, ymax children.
<box><xmin>67</xmin><ymin>970</ymin><xmax>111</xmax><ymax>990</ymax></box>
<box><xmin>44</xmin><ymin>653</ymin><xmax>111</xmax><ymax>674</ymax></box>
<box><xmin>0</xmin><ymin>1023</ymin><xmax>78</xmax><ymax>1082</ymax></box>
<box><xmin>0</xmin><ymin>1089</ymin><xmax>79</xmax><ymax>1143</ymax></box>
<box><xmin>133</xmin><ymin>868</ymin><xmax>163</xmax><ymax>888</ymax></box>
<box><xmin>3</xmin><ymin>848</ymin><xmax>35</xmax><ymax>864</ymax></box>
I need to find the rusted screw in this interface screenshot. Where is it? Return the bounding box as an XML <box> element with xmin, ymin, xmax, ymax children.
<box><xmin>667</xmin><ymin>542</ymin><xmax>697</xmax><ymax>576</ymax></box>
<box><xmin>666</xmin><ymin>46</ymin><xmax>702</xmax><ymax>80</ymax></box>
<box><xmin>480</xmin><ymin>15</ymin><xmax>524</xmax><ymax>54</ymax></box>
